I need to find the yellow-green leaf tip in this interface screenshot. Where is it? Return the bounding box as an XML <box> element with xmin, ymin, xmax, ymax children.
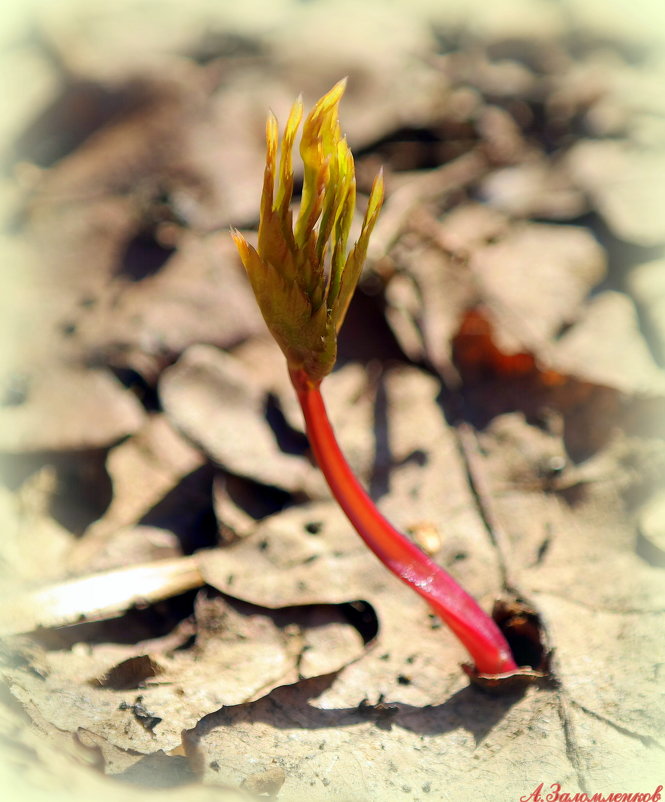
<box><xmin>233</xmin><ymin>80</ymin><xmax>383</xmax><ymax>383</ymax></box>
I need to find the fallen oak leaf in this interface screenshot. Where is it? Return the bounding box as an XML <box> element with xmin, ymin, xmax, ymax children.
<box><xmin>200</xmin><ymin>362</ymin><xmax>519</xmax><ymax>700</ymax></box>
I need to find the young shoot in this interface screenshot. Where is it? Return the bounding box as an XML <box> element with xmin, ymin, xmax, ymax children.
<box><xmin>232</xmin><ymin>80</ymin><xmax>518</xmax><ymax>677</ymax></box>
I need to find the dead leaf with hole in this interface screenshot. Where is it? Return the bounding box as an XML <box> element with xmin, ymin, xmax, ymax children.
<box><xmin>198</xmin><ymin>498</ymin><xmax>501</xmax><ymax>704</ymax></box>
<box><xmin>459</xmin><ymin>411</ymin><xmax>665</xmax><ymax>784</ymax></box>
<box><xmin>192</xmin><ymin>506</ymin><xmax>572</xmax><ymax>801</ymax></box>
<box><xmin>197</xmin><ymin>365</ymin><xmax>509</xmax><ymax>700</ymax></box>
<box><xmin>4</xmin><ymin>588</ymin><xmax>364</xmax><ymax>774</ymax></box>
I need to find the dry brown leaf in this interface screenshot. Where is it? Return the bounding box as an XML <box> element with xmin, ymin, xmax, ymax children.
<box><xmin>212</xmin><ymin>473</ymin><xmax>269</xmax><ymax>542</ymax></box>
<box><xmin>383</xmin><ymin>223</ymin><xmax>480</xmax><ymax>378</ymax></box>
<box><xmin>4</xmin><ymin>590</ymin><xmax>364</xmax><ymax>770</ymax></box>
<box><xmin>384</xmin><ymin>217</ymin><xmax>605</xmax><ymax>380</ymax></box>
<box><xmin>198</xmin><ymin>500</ymin><xmax>491</xmax><ymax>708</ymax></box>
<box><xmin>69</xmin><ymin>414</ymin><xmax>205</xmax><ymax>571</ymax></box>
<box><xmin>192</xmin><ymin>498</ymin><xmax>564</xmax><ymax>799</ymax></box>
<box><xmin>188</xmin><ymin>410</ymin><xmax>664</xmax><ymax>798</ymax></box>
<box><xmin>21</xmin><ymin>64</ymin><xmax>209</xmax><ymax>208</ymax></box>
<box><xmin>477</xmin><ymin>413</ymin><xmax>665</xmax><ymax>610</ymax></box>
<box><xmin>565</xmin><ymin>140</ymin><xmax>665</xmax><ymax>246</ymax></box>
<box><xmin>184</xmin><ymin>677</ymin><xmax>572</xmax><ymax>802</ymax></box>
<box><xmin>0</xmin><ymin>468</ymin><xmax>74</xmax><ymax>590</ymax></box>
<box><xmin>71</xmin><ymin>233</ymin><xmax>265</xmax><ymax>382</ymax></box>
<box><xmin>207</xmin><ymin>361</ymin><xmax>379</xmax><ymax>541</ymax></box>
<box><xmin>627</xmin><ymin>258</ymin><xmax>665</xmax><ymax>361</ymax></box>
<box><xmin>159</xmin><ymin>345</ymin><xmax>325</xmax><ymax>497</ymax></box>
<box><xmin>547</xmin><ymin>290</ymin><xmax>665</xmax><ymax>395</ymax></box>
<box><xmin>0</xmin><ymin>365</ymin><xmax>145</xmax><ymax>453</ymax></box>
<box><xmin>370</xmin><ymin>150</ymin><xmax>490</xmax><ymax>258</ymax></box>
<box><xmin>198</xmin><ymin>366</ymin><xmax>509</xmax><ymax>708</ymax></box>
<box><xmin>469</xmin><ymin>223</ymin><xmax>606</xmax><ymax>355</ymax></box>
<box><xmin>0</xmin><ymin>674</ymin><xmax>251</xmax><ymax>802</ymax></box>
<box><xmin>12</xmin><ymin>63</ymin><xmax>266</xmax><ymax>390</ymax></box>
<box><xmin>466</xmin><ymin>412</ymin><xmax>665</xmax><ymax>758</ymax></box>
<box><xmin>230</xmin><ymin>340</ymin><xmax>380</xmax><ymax>480</ymax></box>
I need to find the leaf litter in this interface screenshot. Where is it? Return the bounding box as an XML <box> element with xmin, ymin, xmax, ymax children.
<box><xmin>1</xmin><ymin>1</ymin><xmax>665</xmax><ymax>800</ymax></box>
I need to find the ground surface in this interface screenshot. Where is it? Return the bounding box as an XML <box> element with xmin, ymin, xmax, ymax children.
<box><xmin>1</xmin><ymin>1</ymin><xmax>664</xmax><ymax>801</ymax></box>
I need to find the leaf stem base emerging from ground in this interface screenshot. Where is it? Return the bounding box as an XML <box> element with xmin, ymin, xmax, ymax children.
<box><xmin>289</xmin><ymin>367</ymin><xmax>518</xmax><ymax>676</ymax></box>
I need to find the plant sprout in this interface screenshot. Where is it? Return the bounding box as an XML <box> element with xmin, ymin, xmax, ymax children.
<box><xmin>233</xmin><ymin>80</ymin><xmax>519</xmax><ymax>676</ymax></box>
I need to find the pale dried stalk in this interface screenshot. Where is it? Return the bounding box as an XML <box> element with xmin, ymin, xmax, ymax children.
<box><xmin>0</xmin><ymin>556</ymin><xmax>205</xmax><ymax>636</ymax></box>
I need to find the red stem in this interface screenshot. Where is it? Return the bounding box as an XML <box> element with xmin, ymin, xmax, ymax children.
<box><xmin>290</xmin><ymin>368</ymin><xmax>518</xmax><ymax>675</ymax></box>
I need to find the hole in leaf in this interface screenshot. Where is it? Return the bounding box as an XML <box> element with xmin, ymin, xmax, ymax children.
<box><xmin>118</xmin><ymin>227</ymin><xmax>176</xmax><ymax>282</ymax></box>
<box><xmin>493</xmin><ymin>599</ymin><xmax>550</xmax><ymax>672</ymax></box>
<box><xmin>339</xmin><ymin>600</ymin><xmax>379</xmax><ymax>645</ymax></box>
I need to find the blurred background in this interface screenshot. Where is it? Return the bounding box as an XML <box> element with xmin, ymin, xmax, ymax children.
<box><xmin>1</xmin><ymin>1</ymin><xmax>664</xmax><ymax>800</ymax></box>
